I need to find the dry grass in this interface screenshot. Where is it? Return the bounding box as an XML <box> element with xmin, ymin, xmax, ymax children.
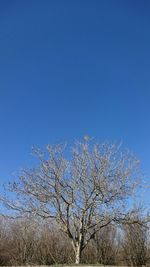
<box><xmin>1</xmin><ymin>265</ymin><xmax>130</xmax><ymax>267</ymax></box>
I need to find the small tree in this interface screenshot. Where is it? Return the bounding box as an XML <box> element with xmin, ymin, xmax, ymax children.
<box><xmin>0</xmin><ymin>218</ymin><xmax>10</xmax><ymax>265</ymax></box>
<box><xmin>0</xmin><ymin>138</ymin><xmax>141</xmax><ymax>264</ymax></box>
<box><xmin>95</xmin><ymin>224</ymin><xmax>118</xmax><ymax>265</ymax></box>
<box><xmin>6</xmin><ymin>218</ymin><xmax>37</xmax><ymax>265</ymax></box>
<box><xmin>122</xmin><ymin>218</ymin><xmax>148</xmax><ymax>267</ymax></box>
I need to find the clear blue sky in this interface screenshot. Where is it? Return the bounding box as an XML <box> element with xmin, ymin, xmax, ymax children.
<box><xmin>0</xmin><ymin>1</ymin><xmax>150</xmax><ymax>189</ymax></box>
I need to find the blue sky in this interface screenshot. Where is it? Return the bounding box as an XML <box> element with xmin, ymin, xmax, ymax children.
<box><xmin>0</xmin><ymin>1</ymin><xmax>150</xmax><ymax>192</ymax></box>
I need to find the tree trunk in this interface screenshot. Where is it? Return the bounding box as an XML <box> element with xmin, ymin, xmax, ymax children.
<box><xmin>75</xmin><ymin>244</ymin><xmax>81</xmax><ymax>264</ymax></box>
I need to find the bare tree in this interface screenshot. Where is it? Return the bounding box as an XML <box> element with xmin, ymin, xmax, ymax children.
<box><xmin>0</xmin><ymin>218</ymin><xmax>10</xmax><ymax>265</ymax></box>
<box><xmin>36</xmin><ymin>222</ymin><xmax>74</xmax><ymax>265</ymax></box>
<box><xmin>95</xmin><ymin>224</ymin><xmax>118</xmax><ymax>265</ymax></box>
<box><xmin>122</xmin><ymin>217</ymin><xmax>148</xmax><ymax>267</ymax></box>
<box><xmin>81</xmin><ymin>239</ymin><xmax>97</xmax><ymax>264</ymax></box>
<box><xmin>0</xmin><ymin>138</ymin><xmax>141</xmax><ymax>264</ymax></box>
<box><xmin>1</xmin><ymin>217</ymin><xmax>38</xmax><ymax>266</ymax></box>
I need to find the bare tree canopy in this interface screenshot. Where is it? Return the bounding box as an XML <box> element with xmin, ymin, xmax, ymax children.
<box><xmin>0</xmin><ymin>138</ymin><xmax>142</xmax><ymax>264</ymax></box>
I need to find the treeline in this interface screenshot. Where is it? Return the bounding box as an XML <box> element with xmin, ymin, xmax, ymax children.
<box><xmin>0</xmin><ymin>217</ymin><xmax>149</xmax><ymax>266</ymax></box>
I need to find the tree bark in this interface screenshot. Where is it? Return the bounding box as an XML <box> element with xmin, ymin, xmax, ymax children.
<box><xmin>75</xmin><ymin>244</ymin><xmax>81</xmax><ymax>264</ymax></box>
